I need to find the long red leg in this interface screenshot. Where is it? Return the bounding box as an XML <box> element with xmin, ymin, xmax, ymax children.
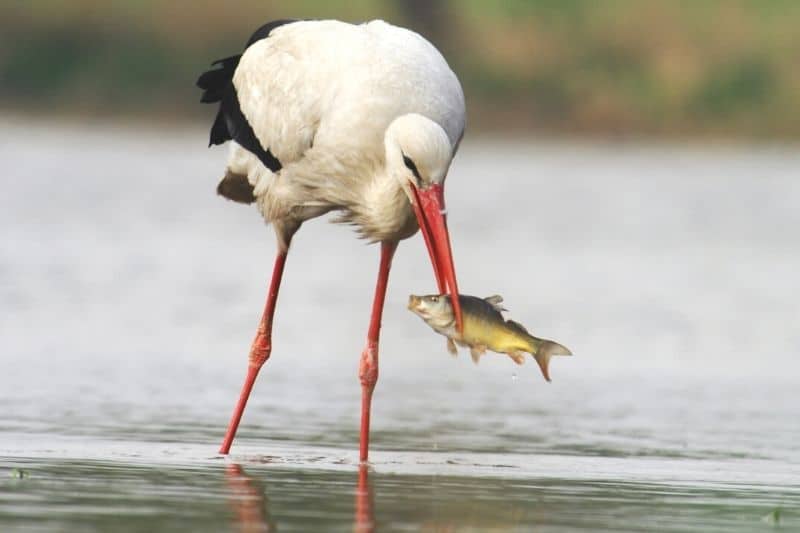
<box><xmin>219</xmin><ymin>249</ymin><xmax>289</xmax><ymax>454</ymax></box>
<box><xmin>358</xmin><ymin>241</ymin><xmax>398</xmax><ymax>463</ymax></box>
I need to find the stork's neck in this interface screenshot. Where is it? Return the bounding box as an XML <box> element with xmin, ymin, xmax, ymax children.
<box><xmin>351</xmin><ymin>164</ymin><xmax>417</xmax><ymax>242</ymax></box>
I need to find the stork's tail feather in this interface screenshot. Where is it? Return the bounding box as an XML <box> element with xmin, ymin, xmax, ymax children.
<box><xmin>196</xmin><ymin>55</ymin><xmax>241</xmax><ymax>148</ymax></box>
<box><xmin>217</xmin><ymin>171</ymin><xmax>256</xmax><ymax>204</ymax></box>
<box><xmin>196</xmin><ymin>19</ymin><xmax>296</xmax><ymax>150</ymax></box>
<box><xmin>197</xmin><ymin>55</ymin><xmax>241</xmax><ymax>103</ymax></box>
<box><xmin>531</xmin><ymin>339</ymin><xmax>572</xmax><ymax>382</ymax></box>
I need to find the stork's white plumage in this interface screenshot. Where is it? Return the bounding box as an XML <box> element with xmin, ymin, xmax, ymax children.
<box><xmin>198</xmin><ymin>19</ymin><xmax>466</xmax><ymax>461</ymax></box>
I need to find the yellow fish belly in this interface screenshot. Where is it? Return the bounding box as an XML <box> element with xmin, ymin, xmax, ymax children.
<box><xmin>461</xmin><ymin>314</ymin><xmax>531</xmax><ymax>354</ymax></box>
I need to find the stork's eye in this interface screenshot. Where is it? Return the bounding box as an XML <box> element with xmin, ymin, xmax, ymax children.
<box><xmin>402</xmin><ymin>153</ymin><xmax>422</xmax><ymax>182</ymax></box>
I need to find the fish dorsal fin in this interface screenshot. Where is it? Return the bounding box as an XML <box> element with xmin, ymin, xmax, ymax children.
<box><xmin>506</xmin><ymin>319</ymin><xmax>530</xmax><ymax>335</ymax></box>
<box><xmin>484</xmin><ymin>295</ymin><xmax>507</xmax><ymax>312</ymax></box>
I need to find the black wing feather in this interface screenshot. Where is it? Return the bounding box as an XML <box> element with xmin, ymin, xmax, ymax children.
<box><xmin>196</xmin><ymin>19</ymin><xmax>297</xmax><ymax>173</ymax></box>
<box><xmin>209</xmin><ymin>107</ymin><xmax>230</xmax><ymax>146</ymax></box>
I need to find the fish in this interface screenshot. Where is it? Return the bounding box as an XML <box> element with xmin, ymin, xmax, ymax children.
<box><xmin>407</xmin><ymin>294</ymin><xmax>572</xmax><ymax>381</ymax></box>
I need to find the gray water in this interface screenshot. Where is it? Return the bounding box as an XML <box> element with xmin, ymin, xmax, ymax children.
<box><xmin>1</xmin><ymin>119</ymin><xmax>799</xmax><ymax>531</ymax></box>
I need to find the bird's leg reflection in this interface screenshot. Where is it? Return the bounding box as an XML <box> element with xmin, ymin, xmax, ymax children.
<box><xmin>354</xmin><ymin>464</ymin><xmax>375</xmax><ymax>533</ymax></box>
<box><xmin>225</xmin><ymin>464</ymin><xmax>274</xmax><ymax>533</ymax></box>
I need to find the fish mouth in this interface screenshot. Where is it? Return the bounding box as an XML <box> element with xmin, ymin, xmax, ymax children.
<box><xmin>407</xmin><ymin>295</ymin><xmax>428</xmax><ymax>316</ymax></box>
<box><xmin>409</xmin><ymin>183</ymin><xmax>463</xmax><ymax>333</ymax></box>
<box><xmin>407</xmin><ymin>295</ymin><xmax>436</xmax><ymax>320</ymax></box>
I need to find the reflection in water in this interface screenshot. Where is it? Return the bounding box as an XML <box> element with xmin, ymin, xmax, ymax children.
<box><xmin>1</xmin><ymin>455</ymin><xmax>795</xmax><ymax>532</ymax></box>
<box><xmin>224</xmin><ymin>463</ymin><xmax>377</xmax><ymax>533</ymax></box>
<box><xmin>354</xmin><ymin>465</ymin><xmax>375</xmax><ymax>533</ymax></box>
<box><xmin>225</xmin><ymin>464</ymin><xmax>273</xmax><ymax>533</ymax></box>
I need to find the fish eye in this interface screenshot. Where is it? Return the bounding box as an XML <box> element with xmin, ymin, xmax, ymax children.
<box><xmin>431</xmin><ymin>296</ymin><xmax>439</xmax><ymax>303</ymax></box>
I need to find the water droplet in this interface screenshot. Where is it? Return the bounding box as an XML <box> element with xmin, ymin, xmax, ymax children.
<box><xmin>511</xmin><ymin>373</ymin><xmax>518</xmax><ymax>381</ymax></box>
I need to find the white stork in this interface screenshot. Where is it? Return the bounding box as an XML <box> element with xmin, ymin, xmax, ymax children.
<box><xmin>197</xmin><ymin>19</ymin><xmax>466</xmax><ymax>462</ymax></box>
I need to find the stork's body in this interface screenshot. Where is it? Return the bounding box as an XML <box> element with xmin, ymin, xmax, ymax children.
<box><xmin>198</xmin><ymin>19</ymin><xmax>466</xmax><ymax>461</ymax></box>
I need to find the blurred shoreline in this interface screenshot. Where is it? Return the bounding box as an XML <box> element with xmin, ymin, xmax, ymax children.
<box><xmin>3</xmin><ymin>1</ymin><xmax>799</xmax><ymax>140</ymax></box>
<box><xmin>4</xmin><ymin>111</ymin><xmax>799</xmax><ymax>150</ymax></box>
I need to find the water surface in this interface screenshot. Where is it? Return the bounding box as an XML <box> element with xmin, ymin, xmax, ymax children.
<box><xmin>1</xmin><ymin>121</ymin><xmax>798</xmax><ymax>531</ymax></box>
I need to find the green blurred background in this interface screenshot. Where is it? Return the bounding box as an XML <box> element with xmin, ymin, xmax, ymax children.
<box><xmin>2</xmin><ymin>0</ymin><xmax>799</xmax><ymax>138</ymax></box>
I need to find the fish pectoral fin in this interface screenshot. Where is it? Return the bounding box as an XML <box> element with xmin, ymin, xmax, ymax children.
<box><xmin>507</xmin><ymin>351</ymin><xmax>526</xmax><ymax>365</ymax></box>
<box><xmin>446</xmin><ymin>338</ymin><xmax>458</xmax><ymax>356</ymax></box>
<box><xmin>470</xmin><ymin>345</ymin><xmax>486</xmax><ymax>365</ymax></box>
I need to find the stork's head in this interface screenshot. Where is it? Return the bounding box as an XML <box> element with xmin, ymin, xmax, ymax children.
<box><xmin>385</xmin><ymin>113</ymin><xmax>463</xmax><ymax>332</ymax></box>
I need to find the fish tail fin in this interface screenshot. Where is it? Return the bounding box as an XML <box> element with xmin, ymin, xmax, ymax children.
<box><xmin>527</xmin><ymin>337</ymin><xmax>572</xmax><ymax>382</ymax></box>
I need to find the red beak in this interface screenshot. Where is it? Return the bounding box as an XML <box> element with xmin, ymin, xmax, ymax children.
<box><xmin>410</xmin><ymin>183</ymin><xmax>463</xmax><ymax>333</ymax></box>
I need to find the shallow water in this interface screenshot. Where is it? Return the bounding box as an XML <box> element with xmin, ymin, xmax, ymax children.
<box><xmin>1</xmin><ymin>120</ymin><xmax>799</xmax><ymax>531</ymax></box>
